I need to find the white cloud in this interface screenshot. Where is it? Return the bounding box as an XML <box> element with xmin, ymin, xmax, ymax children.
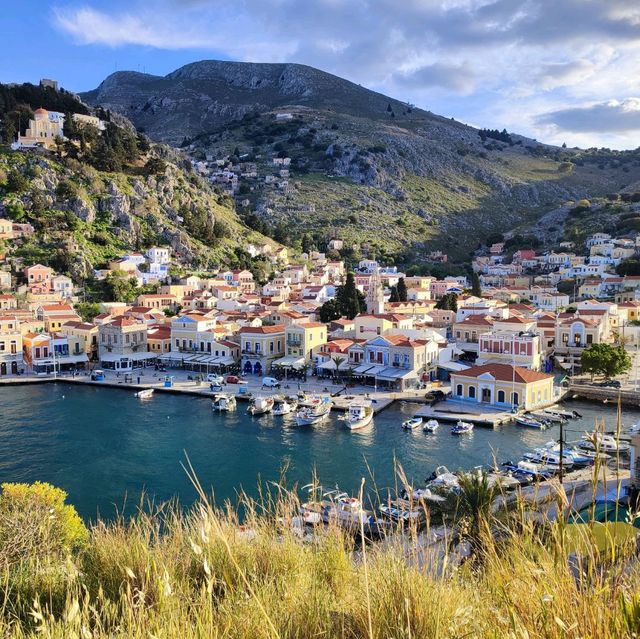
<box><xmin>51</xmin><ymin>0</ymin><xmax>640</xmax><ymax>148</ymax></box>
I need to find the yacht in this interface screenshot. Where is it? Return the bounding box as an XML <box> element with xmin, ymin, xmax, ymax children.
<box><xmin>578</xmin><ymin>432</ymin><xmax>630</xmax><ymax>454</ymax></box>
<box><xmin>247</xmin><ymin>396</ymin><xmax>275</xmax><ymax>416</ymax></box>
<box><xmin>340</xmin><ymin>400</ymin><xmax>374</xmax><ymax>430</ymax></box>
<box><xmin>212</xmin><ymin>393</ymin><xmax>236</xmax><ymax>411</ymax></box>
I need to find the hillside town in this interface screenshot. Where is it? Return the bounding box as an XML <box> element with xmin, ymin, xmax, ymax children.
<box><xmin>1</xmin><ymin>221</ymin><xmax>639</xmax><ymax>414</ymax></box>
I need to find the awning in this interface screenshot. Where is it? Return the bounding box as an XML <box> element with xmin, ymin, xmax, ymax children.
<box><xmin>319</xmin><ymin>358</ymin><xmax>351</xmax><ymax>371</ymax></box>
<box><xmin>100</xmin><ymin>352</ymin><xmax>155</xmax><ymax>363</ymax></box>
<box><xmin>438</xmin><ymin>361</ymin><xmax>471</xmax><ymax>372</ymax></box>
<box><xmin>375</xmin><ymin>367</ymin><xmax>417</xmax><ymax>380</ymax></box>
<box><xmin>356</xmin><ymin>364</ymin><xmax>385</xmax><ymax>376</ymax></box>
<box><xmin>271</xmin><ymin>356</ymin><xmax>305</xmax><ymax>368</ymax></box>
<box><xmin>353</xmin><ymin>364</ymin><xmax>374</xmax><ymax>375</ymax></box>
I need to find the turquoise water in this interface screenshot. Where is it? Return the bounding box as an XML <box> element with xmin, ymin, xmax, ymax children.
<box><xmin>0</xmin><ymin>384</ymin><xmax>638</xmax><ymax>520</ymax></box>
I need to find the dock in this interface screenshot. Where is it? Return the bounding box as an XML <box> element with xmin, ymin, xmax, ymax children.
<box><xmin>415</xmin><ymin>400</ymin><xmax>514</xmax><ymax>428</ymax></box>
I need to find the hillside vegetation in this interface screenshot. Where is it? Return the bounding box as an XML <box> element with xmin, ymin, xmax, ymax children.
<box><xmin>82</xmin><ymin>61</ymin><xmax>640</xmax><ymax>262</ymax></box>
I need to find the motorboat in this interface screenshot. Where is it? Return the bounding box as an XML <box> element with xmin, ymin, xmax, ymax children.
<box><xmin>399</xmin><ymin>486</ymin><xmax>447</xmax><ymax>505</ymax></box>
<box><xmin>578</xmin><ymin>432</ymin><xmax>630</xmax><ymax>454</ymax></box>
<box><xmin>514</xmin><ymin>415</ymin><xmax>546</xmax><ymax>429</ymax></box>
<box><xmin>502</xmin><ymin>460</ymin><xmax>555</xmax><ymax>480</ymax></box>
<box><xmin>523</xmin><ymin>449</ymin><xmax>574</xmax><ymax>469</ymax></box>
<box><xmin>340</xmin><ymin>400</ymin><xmax>374</xmax><ymax>430</ymax></box>
<box><xmin>272</xmin><ymin>398</ymin><xmax>296</xmax><ymax>416</ymax></box>
<box><xmin>212</xmin><ymin>393</ymin><xmax>236</xmax><ymax>411</ymax></box>
<box><xmin>402</xmin><ymin>417</ymin><xmax>422</xmax><ymax>430</ymax></box>
<box><xmin>544</xmin><ymin>407</ymin><xmax>581</xmax><ymax>419</ymax></box>
<box><xmin>423</xmin><ymin>419</ymin><xmax>439</xmax><ymax>433</ymax></box>
<box><xmin>426</xmin><ymin>465</ymin><xmax>460</xmax><ymax>491</ymax></box>
<box><xmin>529</xmin><ymin>410</ymin><xmax>565</xmax><ymax>424</ymax></box>
<box><xmin>451</xmin><ymin>420</ymin><xmax>474</xmax><ymax>435</ymax></box>
<box><xmin>378</xmin><ymin>501</ymin><xmax>425</xmax><ymax>524</ymax></box>
<box><xmin>247</xmin><ymin>396</ymin><xmax>275</xmax><ymax>416</ymax></box>
<box><xmin>628</xmin><ymin>423</ymin><xmax>640</xmax><ymax>435</ymax></box>
<box><xmin>295</xmin><ymin>400</ymin><xmax>332</xmax><ymax>426</ymax></box>
<box><xmin>135</xmin><ymin>388</ymin><xmax>154</xmax><ymax>399</ymax></box>
<box><xmin>537</xmin><ymin>441</ymin><xmax>595</xmax><ymax>466</ymax></box>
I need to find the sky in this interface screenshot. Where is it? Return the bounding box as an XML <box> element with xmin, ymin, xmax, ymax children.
<box><xmin>2</xmin><ymin>0</ymin><xmax>640</xmax><ymax>149</ymax></box>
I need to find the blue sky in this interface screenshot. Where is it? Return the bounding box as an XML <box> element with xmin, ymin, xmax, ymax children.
<box><xmin>2</xmin><ymin>0</ymin><xmax>640</xmax><ymax>149</ymax></box>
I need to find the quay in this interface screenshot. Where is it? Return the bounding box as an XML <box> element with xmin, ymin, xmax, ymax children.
<box><xmin>415</xmin><ymin>400</ymin><xmax>514</xmax><ymax>428</ymax></box>
<box><xmin>568</xmin><ymin>383</ymin><xmax>640</xmax><ymax>408</ymax></box>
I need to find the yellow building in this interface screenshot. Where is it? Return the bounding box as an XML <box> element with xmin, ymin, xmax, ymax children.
<box><xmin>0</xmin><ymin>316</ymin><xmax>23</xmax><ymax>375</ymax></box>
<box><xmin>284</xmin><ymin>321</ymin><xmax>327</xmax><ymax>362</ymax></box>
<box><xmin>17</xmin><ymin>108</ymin><xmax>64</xmax><ymax>149</ymax></box>
<box><xmin>450</xmin><ymin>363</ymin><xmax>555</xmax><ymax>411</ymax></box>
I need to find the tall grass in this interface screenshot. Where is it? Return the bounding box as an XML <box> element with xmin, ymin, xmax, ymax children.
<box><xmin>0</xmin><ymin>467</ymin><xmax>638</xmax><ymax>639</ymax></box>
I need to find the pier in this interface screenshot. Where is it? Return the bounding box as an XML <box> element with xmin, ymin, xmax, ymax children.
<box><xmin>415</xmin><ymin>400</ymin><xmax>515</xmax><ymax>428</ymax></box>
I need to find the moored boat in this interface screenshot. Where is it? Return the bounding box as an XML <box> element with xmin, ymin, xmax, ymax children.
<box><xmin>295</xmin><ymin>399</ymin><xmax>332</xmax><ymax>426</ymax></box>
<box><xmin>212</xmin><ymin>393</ymin><xmax>236</xmax><ymax>411</ymax></box>
<box><xmin>340</xmin><ymin>400</ymin><xmax>374</xmax><ymax>430</ymax></box>
<box><xmin>247</xmin><ymin>396</ymin><xmax>275</xmax><ymax>416</ymax></box>
<box><xmin>402</xmin><ymin>417</ymin><xmax>422</xmax><ymax>430</ymax></box>
<box><xmin>451</xmin><ymin>420</ymin><xmax>474</xmax><ymax>435</ymax></box>
<box><xmin>272</xmin><ymin>398</ymin><xmax>296</xmax><ymax>416</ymax></box>
<box><xmin>544</xmin><ymin>407</ymin><xmax>581</xmax><ymax>419</ymax></box>
<box><xmin>135</xmin><ymin>388</ymin><xmax>154</xmax><ymax>399</ymax></box>
<box><xmin>577</xmin><ymin>432</ymin><xmax>630</xmax><ymax>454</ymax></box>
<box><xmin>514</xmin><ymin>415</ymin><xmax>547</xmax><ymax>429</ymax></box>
<box><xmin>422</xmin><ymin>419</ymin><xmax>439</xmax><ymax>433</ymax></box>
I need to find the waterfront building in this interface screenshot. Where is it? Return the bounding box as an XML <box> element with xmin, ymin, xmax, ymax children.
<box><xmin>238</xmin><ymin>324</ymin><xmax>285</xmax><ymax>375</ymax></box>
<box><xmin>476</xmin><ymin>330</ymin><xmax>543</xmax><ymax>370</ymax></box>
<box><xmin>98</xmin><ymin>317</ymin><xmax>152</xmax><ymax>371</ymax></box>
<box><xmin>281</xmin><ymin>321</ymin><xmax>327</xmax><ymax>363</ymax></box>
<box><xmin>60</xmin><ymin>321</ymin><xmax>99</xmax><ymax>360</ymax></box>
<box><xmin>450</xmin><ymin>363</ymin><xmax>555</xmax><ymax>410</ymax></box>
<box><xmin>0</xmin><ymin>316</ymin><xmax>23</xmax><ymax>375</ymax></box>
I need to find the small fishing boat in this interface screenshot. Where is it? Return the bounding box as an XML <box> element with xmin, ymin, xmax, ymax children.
<box><xmin>451</xmin><ymin>420</ymin><xmax>474</xmax><ymax>435</ymax></box>
<box><xmin>212</xmin><ymin>393</ymin><xmax>236</xmax><ymax>411</ymax></box>
<box><xmin>402</xmin><ymin>417</ymin><xmax>422</xmax><ymax>430</ymax></box>
<box><xmin>295</xmin><ymin>400</ymin><xmax>332</xmax><ymax>426</ymax></box>
<box><xmin>272</xmin><ymin>398</ymin><xmax>296</xmax><ymax>416</ymax></box>
<box><xmin>577</xmin><ymin>432</ymin><xmax>630</xmax><ymax>454</ymax></box>
<box><xmin>514</xmin><ymin>415</ymin><xmax>546</xmax><ymax>429</ymax></box>
<box><xmin>529</xmin><ymin>410</ymin><xmax>565</xmax><ymax>424</ymax></box>
<box><xmin>247</xmin><ymin>396</ymin><xmax>275</xmax><ymax>416</ymax></box>
<box><xmin>135</xmin><ymin>388</ymin><xmax>154</xmax><ymax>399</ymax></box>
<box><xmin>340</xmin><ymin>400</ymin><xmax>374</xmax><ymax>430</ymax></box>
<box><xmin>423</xmin><ymin>419</ymin><xmax>439</xmax><ymax>433</ymax></box>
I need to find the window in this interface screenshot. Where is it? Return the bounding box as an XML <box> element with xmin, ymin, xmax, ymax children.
<box><xmin>468</xmin><ymin>386</ymin><xmax>476</xmax><ymax>399</ymax></box>
<box><xmin>497</xmin><ymin>390</ymin><xmax>505</xmax><ymax>403</ymax></box>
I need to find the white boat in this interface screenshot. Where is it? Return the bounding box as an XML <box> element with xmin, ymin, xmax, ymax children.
<box><xmin>516</xmin><ymin>460</ymin><xmax>558</xmax><ymax>477</ymax></box>
<box><xmin>628</xmin><ymin>423</ymin><xmax>640</xmax><ymax>435</ymax></box>
<box><xmin>426</xmin><ymin>465</ymin><xmax>460</xmax><ymax>491</ymax></box>
<box><xmin>272</xmin><ymin>398</ymin><xmax>295</xmax><ymax>416</ymax></box>
<box><xmin>578</xmin><ymin>432</ymin><xmax>630</xmax><ymax>454</ymax></box>
<box><xmin>523</xmin><ymin>449</ymin><xmax>573</xmax><ymax>468</ymax></box>
<box><xmin>379</xmin><ymin>502</ymin><xmax>425</xmax><ymax>523</ymax></box>
<box><xmin>247</xmin><ymin>396</ymin><xmax>275</xmax><ymax>415</ymax></box>
<box><xmin>340</xmin><ymin>401</ymin><xmax>374</xmax><ymax>430</ymax></box>
<box><xmin>212</xmin><ymin>393</ymin><xmax>236</xmax><ymax>411</ymax></box>
<box><xmin>423</xmin><ymin>419</ymin><xmax>439</xmax><ymax>433</ymax></box>
<box><xmin>451</xmin><ymin>420</ymin><xmax>474</xmax><ymax>435</ymax></box>
<box><xmin>295</xmin><ymin>400</ymin><xmax>332</xmax><ymax>426</ymax></box>
<box><xmin>514</xmin><ymin>415</ymin><xmax>546</xmax><ymax>429</ymax></box>
<box><xmin>530</xmin><ymin>410</ymin><xmax>565</xmax><ymax>424</ymax></box>
<box><xmin>135</xmin><ymin>388</ymin><xmax>154</xmax><ymax>399</ymax></box>
<box><xmin>402</xmin><ymin>417</ymin><xmax>422</xmax><ymax>430</ymax></box>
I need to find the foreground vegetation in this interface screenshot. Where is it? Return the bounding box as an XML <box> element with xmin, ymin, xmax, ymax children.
<box><xmin>0</xmin><ymin>471</ymin><xmax>639</xmax><ymax>639</ymax></box>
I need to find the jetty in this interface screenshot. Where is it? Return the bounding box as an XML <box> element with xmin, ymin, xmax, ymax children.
<box><xmin>415</xmin><ymin>400</ymin><xmax>514</xmax><ymax>428</ymax></box>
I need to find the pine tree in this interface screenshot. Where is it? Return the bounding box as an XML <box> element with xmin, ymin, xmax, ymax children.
<box><xmin>397</xmin><ymin>277</ymin><xmax>408</xmax><ymax>302</ymax></box>
<box><xmin>336</xmin><ymin>272</ymin><xmax>362</xmax><ymax>319</ymax></box>
<box><xmin>389</xmin><ymin>286</ymin><xmax>399</xmax><ymax>302</ymax></box>
<box><xmin>471</xmin><ymin>272</ymin><xmax>482</xmax><ymax>297</ymax></box>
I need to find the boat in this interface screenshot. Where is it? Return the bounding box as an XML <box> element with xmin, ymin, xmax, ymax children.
<box><xmin>212</xmin><ymin>393</ymin><xmax>236</xmax><ymax>411</ymax></box>
<box><xmin>502</xmin><ymin>460</ymin><xmax>555</xmax><ymax>480</ymax></box>
<box><xmin>295</xmin><ymin>400</ymin><xmax>332</xmax><ymax>426</ymax></box>
<box><xmin>272</xmin><ymin>398</ymin><xmax>296</xmax><ymax>416</ymax></box>
<box><xmin>399</xmin><ymin>486</ymin><xmax>447</xmax><ymax>505</ymax></box>
<box><xmin>402</xmin><ymin>417</ymin><xmax>422</xmax><ymax>430</ymax></box>
<box><xmin>451</xmin><ymin>420</ymin><xmax>474</xmax><ymax>435</ymax></box>
<box><xmin>340</xmin><ymin>400</ymin><xmax>374</xmax><ymax>430</ymax></box>
<box><xmin>135</xmin><ymin>388</ymin><xmax>154</xmax><ymax>399</ymax></box>
<box><xmin>378</xmin><ymin>501</ymin><xmax>425</xmax><ymax>524</ymax></box>
<box><xmin>523</xmin><ymin>449</ymin><xmax>574</xmax><ymax>469</ymax></box>
<box><xmin>422</xmin><ymin>419</ymin><xmax>439</xmax><ymax>433</ymax></box>
<box><xmin>544</xmin><ymin>407</ymin><xmax>581</xmax><ymax>419</ymax></box>
<box><xmin>529</xmin><ymin>410</ymin><xmax>565</xmax><ymax>424</ymax></box>
<box><xmin>537</xmin><ymin>441</ymin><xmax>595</xmax><ymax>466</ymax></box>
<box><xmin>514</xmin><ymin>415</ymin><xmax>547</xmax><ymax>429</ymax></box>
<box><xmin>577</xmin><ymin>432</ymin><xmax>630</xmax><ymax>454</ymax></box>
<box><xmin>426</xmin><ymin>465</ymin><xmax>460</xmax><ymax>491</ymax></box>
<box><xmin>628</xmin><ymin>423</ymin><xmax>640</xmax><ymax>435</ymax></box>
<box><xmin>247</xmin><ymin>396</ymin><xmax>275</xmax><ymax>416</ymax></box>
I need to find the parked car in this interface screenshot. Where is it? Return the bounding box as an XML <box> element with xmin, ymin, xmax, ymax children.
<box><xmin>206</xmin><ymin>374</ymin><xmax>224</xmax><ymax>384</ymax></box>
<box><xmin>598</xmin><ymin>379</ymin><xmax>621</xmax><ymax>388</ymax></box>
<box><xmin>261</xmin><ymin>376</ymin><xmax>281</xmax><ymax>388</ymax></box>
<box><xmin>209</xmin><ymin>383</ymin><xmax>224</xmax><ymax>393</ymax></box>
<box><xmin>225</xmin><ymin>375</ymin><xmax>247</xmax><ymax>384</ymax></box>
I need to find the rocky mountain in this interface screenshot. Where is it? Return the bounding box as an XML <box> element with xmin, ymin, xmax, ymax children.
<box><xmin>82</xmin><ymin>61</ymin><xmax>640</xmax><ymax>262</ymax></box>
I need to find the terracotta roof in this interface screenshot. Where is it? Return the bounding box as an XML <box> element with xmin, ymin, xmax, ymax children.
<box><xmin>239</xmin><ymin>324</ymin><xmax>285</xmax><ymax>334</ymax></box>
<box><xmin>453</xmin><ymin>363</ymin><xmax>553</xmax><ymax>383</ymax></box>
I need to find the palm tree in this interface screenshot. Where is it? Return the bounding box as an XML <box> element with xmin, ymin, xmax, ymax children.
<box><xmin>456</xmin><ymin>470</ymin><xmax>497</xmax><ymax>559</ymax></box>
<box><xmin>331</xmin><ymin>355</ymin><xmax>345</xmax><ymax>382</ymax></box>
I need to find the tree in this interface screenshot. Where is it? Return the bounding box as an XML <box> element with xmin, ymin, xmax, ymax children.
<box><xmin>616</xmin><ymin>259</ymin><xmax>640</xmax><ymax>277</ymax></box>
<box><xmin>456</xmin><ymin>471</ymin><xmax>497</xmax><ymax>561</ymax></box>
<box><xmin>75</xmin><ymin>301</ymin><xmax>101</xmax><ymax>322</ymax></box>
<box><xmin>471</xmin><ymin>272</ymin><xmax>482</xmax><ymax>297</ymax></box>
<box><xmin>396</xmin><ymin>277</ymin><xmax>408</xmax><ymax>302</ymax></box>
<box><xmin>318</xmin><ymin>298</ymin><xmax>341</xmax><ymax>323</ymax></box>
<box><xmin>336</xmin><ymin>272</ymin><xmax>363</xmax><ymax>320</ymax></box>
<box><xmin>435</xmin><ymin>292</ymin><xmax>458</xmax><ymax>311</ymax></box>
<box><xmin>102</xmin><ymin>272</ymin><xmax>139</xmax><ymax>303</ymax></box>
<box><xmin>580</xmin><ymin>344</ymin><xmax>632</xmax><ymax>380</ymax></box>
<box><xmin>389</xmin><ymin>285</ymin><xmax>400</xmax><ymax>302</ymax></box>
